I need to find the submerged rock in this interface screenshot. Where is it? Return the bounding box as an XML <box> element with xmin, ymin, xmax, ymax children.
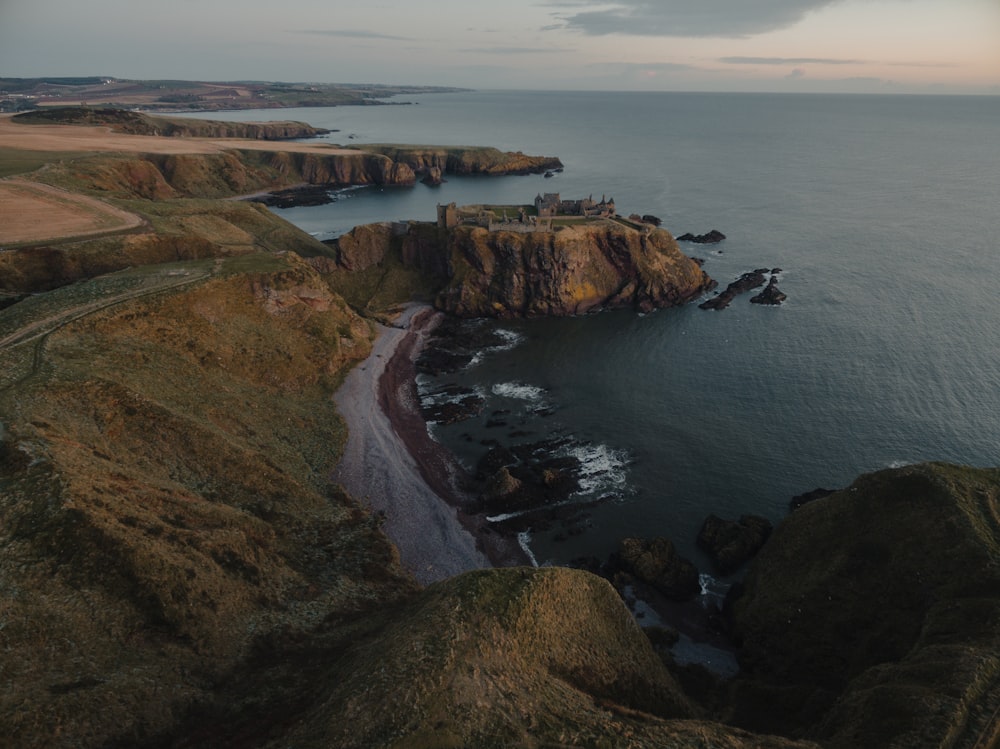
<box><xmin>699</xmin><ymin>269</ymin><xmax>768</xmax><ymax>310</ymax></box>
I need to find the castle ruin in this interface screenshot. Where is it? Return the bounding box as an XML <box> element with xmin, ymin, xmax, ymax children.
<box><xmin>437</xmin><ymin>193</ymin><xmax>619</xmax><ymax>234</ymax></box>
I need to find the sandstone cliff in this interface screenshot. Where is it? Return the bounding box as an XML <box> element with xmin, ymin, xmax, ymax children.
<box><xmin>334</xmin><ymin>220</ymin><xmax>715</xmax><ymax>317</ymax></box>
<box><xmin>438</xmin><ymin>223</ymin><xmax>714</xmax><ymax>317</ymax></box>
<box><xmin>361</xmin><ymin>144</ymin><xmax>563</xmax><ymax>176</ymax></box>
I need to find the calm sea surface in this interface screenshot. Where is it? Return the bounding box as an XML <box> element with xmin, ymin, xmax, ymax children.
<box><xmin>190</xmin><ymin>92</ymin><xmax>1000</xmax><ymax>569</ymax></box>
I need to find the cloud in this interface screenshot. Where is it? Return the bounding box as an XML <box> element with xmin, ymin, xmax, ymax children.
<box><xmin>594</xmin><ymin>61</ymin><xmax>701</xmax><ymax>74</ymax></box>
<box><xmin>543</xmin><ymin>0</ymin><xmax>839</xmax><ymax>38</ymax></box>
<box><xmin>290</xmin><ymin>29</ymin><xmax>410</xmax><ymax>41</ymax></box>
<box><xmin>786</xmin><ymin>67</ymin><xmax>806</xmax><ymax>79</ymax></box>
<box><xmin>721</xmin><ymin>56</ymin><xmax>865</xmax><ymax>65</ymax></box>
<box><xmin>721</xmin><ymin>56</ymin><xmax>959</xmax><ymax>69</ymax></box>
<box><xmin>462</xmin><ymin>46</ymin><xmax>573</xmax><ymax>54</ymax></box>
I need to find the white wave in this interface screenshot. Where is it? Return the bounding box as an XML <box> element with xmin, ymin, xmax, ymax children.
<box><xmin>517</xmin><ymin>531</ymin><xmax>539</xmax><ymax>567</ymax></box>
<box><xmin>699</xmin><ymin>573</ymin><xmax>728</xmax><ymax>596</ymax></box>
<box><xmin>492</xmin><ymin>328</ymin><xmax>525</xmax><ymax>350</ymax></box>
<box><xmin>419</xmin><ymin>384</ymin><xmax>485</xmax><ymax>408</ymax></box>
<box><xmin>491</xmin><ymin>381</ymin><xmax>546</xmax><ymax>403</ymax></box>
<box><xmin>566</xmin><ymin>442</ymin><xmax>630</xmax><ymax>495</ymax></box>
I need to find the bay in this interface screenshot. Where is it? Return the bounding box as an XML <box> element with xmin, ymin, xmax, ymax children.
<box><xmin>189</xmin><ymin>92</ymin><xmax>1000</xmax><ymax>569</ymax></box>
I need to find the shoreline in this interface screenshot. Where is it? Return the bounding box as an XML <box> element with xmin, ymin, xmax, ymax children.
<box><xmin>333</xmin><ymin>304</ymin><xmax>529</xmax><ymax>585</ymax></box>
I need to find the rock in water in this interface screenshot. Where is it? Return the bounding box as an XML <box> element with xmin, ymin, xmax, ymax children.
<box><xmin>750</xmin><ymin>276</ymin><xmax>787</xmax><ymax>305</ymax></box>
<box><xmin>699</xmin><ymin>269</ymin><xmax>768</xmax><ymax>310</ymax></box>
<box><xmin>676</xmin><ymin>229</ymin><xmax>726</xmax><ymax>244</ymax></box>
<box><xmin>420</xmin><ymin>166</ymin><xmax>446</xmax><ymax>185</ymax></box>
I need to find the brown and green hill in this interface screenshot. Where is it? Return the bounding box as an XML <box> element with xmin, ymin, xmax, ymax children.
<box><xmin>12</xmin><ymin>107</ymin><xmax>332</xmax><ymax>140</ymax></box>
<box><xmin>726</xmin><ymin>462</ymin><xmax>1000</xmax><ymax>749</ymax></box>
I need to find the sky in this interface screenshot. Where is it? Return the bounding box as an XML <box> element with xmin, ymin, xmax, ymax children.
<box><xmin>1</xmin><ymin>0</ymin><xmax>998</xmax><ymax>94</ymax></box>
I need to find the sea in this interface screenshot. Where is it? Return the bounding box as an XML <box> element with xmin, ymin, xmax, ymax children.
<box><xmin>188</xmin><ymin>91</ymin><xmax>1000</xmax><ymax>576</ymax></box>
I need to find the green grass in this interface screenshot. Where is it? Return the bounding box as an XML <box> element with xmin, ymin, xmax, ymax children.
<box><xmin>0</xmin><ymin>148</ymin><xmax>89</xmax><ymax>178</ymax></box>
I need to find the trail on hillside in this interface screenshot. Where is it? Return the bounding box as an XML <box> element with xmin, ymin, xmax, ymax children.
<box><xmin>0</xmin><ymin>263</ymin><xmax>214</xmax><ymax>391</ymax></box>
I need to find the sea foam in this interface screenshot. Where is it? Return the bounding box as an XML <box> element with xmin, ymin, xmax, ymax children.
<box><xmin>491</xmin><ymin>381</ymin><xmax>546</xmax><ymax>403</ymax></box>
<box><xmin>566</xmin><ymin>442</ymin><xmax>630</xmax><ymax>496</ymax></box>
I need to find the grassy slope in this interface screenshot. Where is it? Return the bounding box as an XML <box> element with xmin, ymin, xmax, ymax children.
<box><xmin>0</xmin><ymin>254</ymin><xmax>419</xmax><ymax>747</ymax></box>
<box><xmin>728</xmin><ymin>462</ymin><xmax>1000</xmax><ymax>748</ymax></box>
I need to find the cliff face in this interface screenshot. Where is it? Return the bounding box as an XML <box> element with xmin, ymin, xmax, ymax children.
<box><xmin>361</xmin><ymin>144</ymin><xmax>563</xmax><ymax>175</ymax></box>
<box><xmin>263</xmin><ymin>150</ymin><xmax>416</xmax><ymax>187</ymax></box>
<box><xmin>332</xmin><ymin>220</ymin><xmax>714</xmax><ymax>318</ymax></box>
<box><xmin>436</xmin><ymin>223</ymin><xmax>714</xmax><ymax>317</ymax></box>
<box><xmin>727</xmin><ymin>462</ymin><xmax>1000</xmax><ymax>749</ymax></box>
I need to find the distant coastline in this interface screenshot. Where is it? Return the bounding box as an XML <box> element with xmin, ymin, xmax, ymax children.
<box><xmin>0</xmin><ymin>76</ymin><xmax>470</xmax><ymax>114</ymax></box>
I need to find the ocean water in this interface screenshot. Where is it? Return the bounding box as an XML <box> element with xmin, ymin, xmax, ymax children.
<box><xmin>191</xmin><ymin>92</ymin><xmax>1000</xmax><ymax>569</ymax></box>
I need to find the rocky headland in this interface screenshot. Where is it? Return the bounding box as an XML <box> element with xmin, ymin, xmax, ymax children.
<box><xmin>0</xmin><ymin>115</ymin><xmax>997</xmax><ymax>749</ymax></box>
<box><xmin>334</xmin><ymin>218</ymin><xmax>716</xmax><ymax>317</ymax></box>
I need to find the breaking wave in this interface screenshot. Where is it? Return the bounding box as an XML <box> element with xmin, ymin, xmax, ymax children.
<box><xmin>565</xmin><ymin>442</ymin><xmax>630</xmax><ymax>496</ymax></box>
<box><xmin>491</xmin><ymin>381</ymin><xmax>547</xmax><ymax>403</ymax></box>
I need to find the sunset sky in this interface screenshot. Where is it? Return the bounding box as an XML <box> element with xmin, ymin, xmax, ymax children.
<box><xmin>1</xmin><ymin>0</ymin><xmax>998</xmax><ymax>94</ymax></box>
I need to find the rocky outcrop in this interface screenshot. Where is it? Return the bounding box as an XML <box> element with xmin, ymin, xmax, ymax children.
<box><xmin>420</xmin><ymin>165</ymin><xmax>446</xmax><ymax>185</ymax></box>
<box><xmin>613</xmin><ymin>537</ymin><xmax>702</xmax><ymax>600</ymax></box>
<box><xmin>677</xmin><ymin>229</ymin><xmax>726</xmax><ymax>244</ymax></box>
<box><xmin>750</xmin><ymin>276</ymin><xmax>787</xmax><ymax>305</ymax></box>
<box><xmin>334</xmin><ymin>221</ymin><xmax>396</xmax><ymax>272</ymax></box>
<box><xmin>699</xmin><ymin>269</ymin><xmax>769</xmax><ymax>310</ymax></box>
<box><xmin>436</xmin><ymin>223</ymin><xmax>715</xmax><ymax>317</ymax></box>
<box><xmin>696</xmin><ymin>513</ymin><xmax>772</xmax><ymax>574</ymax></box>
<box><xmin>727</xmin><ymin>463</ymin><xmax>1000</xmax><ymax>748</ymax></box>
<box><xmin>330</xmin><ymin>220</ymin><xmax>715</xmax><ymax>318</ymax></box>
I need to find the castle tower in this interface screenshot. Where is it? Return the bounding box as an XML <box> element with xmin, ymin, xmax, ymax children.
<box><xmin>437</xmin><ymin>202</ymin><xmax>458</xmax><ymax>229</ymax></box>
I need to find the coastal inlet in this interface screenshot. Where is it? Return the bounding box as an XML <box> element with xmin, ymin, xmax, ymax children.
<box><xmin>416</xmin><ymin>316</ymin><xmax>634</xmax><ymax>562</ymax></box>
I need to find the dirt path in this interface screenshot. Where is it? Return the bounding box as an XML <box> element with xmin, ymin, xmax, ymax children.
<box><xmin>0</xmin><ymin>265</ymin><xmax>212</xmax><ymax>354</ymax></box>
